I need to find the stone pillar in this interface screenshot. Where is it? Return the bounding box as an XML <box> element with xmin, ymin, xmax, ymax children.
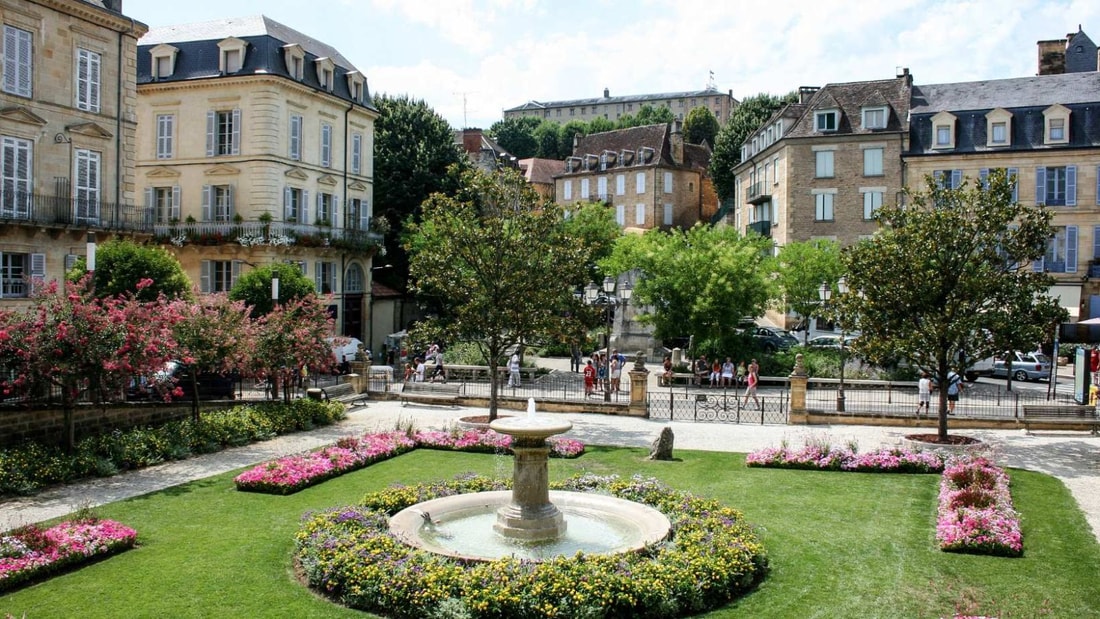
<box><xmin>348</xmin><ymin>361</ymin><xmax>369</xmax><ymax>393</ymax></box>
<box><xmin>628</xmin><ymin>350</ymin><xmax>650</xmax><ymax>418</ymax></box>
<box><xmin>494</xmin><ymin>442</ymin><xmax>565</xmax><ymax>541</ymax></box>
<box><xmin>789</xmin><ymin>353</ymin><xmax>809</xmax><ymax>424</ymax></box>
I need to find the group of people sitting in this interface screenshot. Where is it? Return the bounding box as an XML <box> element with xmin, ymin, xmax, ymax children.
<box><xmin>582</xmin><ymin>349</ymin><xmax>628</xmax><ymax>397</ymax></box>
<box><xmin>402</xmin><ymin>343</ymin><xmax>447</xmax><ymax>383</ymax></box>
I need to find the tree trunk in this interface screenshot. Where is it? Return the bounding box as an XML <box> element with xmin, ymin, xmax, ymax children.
<box><xmin>189</xmin><ymin>372</ymin><xmax>200</xmax><ymax>423</ymax></box>
<box><xmin>488</xmin><ymin>358</ymin><xmax>499</xmax><ymax>421</ymax></box>
<box><xmin>936</xmin><ymin>358</ymin><xmax>949</xmax><ymax>440</ymax></box>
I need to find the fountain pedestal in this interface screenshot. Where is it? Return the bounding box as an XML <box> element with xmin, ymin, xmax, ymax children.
<box><xmin>494</xmin><ymin>443</ymin><xmax>566</xmax><ymax>540</ymax></box>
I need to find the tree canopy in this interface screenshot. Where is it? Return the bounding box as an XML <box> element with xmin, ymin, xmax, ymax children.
<box><xmin>773</xmin><ymin>239</ymin><xmax>844</xmax><ymax>341</ymax></box>
<box><xmin>837</xmin><ymin>169</ymin><xmax>1064</xmax><ymax>438</ymax></box>
<box><xmin>710</xmin><ymin>92</ymin><xmax>797</xmax><ymax>201</ymax></box>
<box><xmin>683</xmin><ymin>106</ymin><xmax>720</xmax><ymax>146</ymax></box>
<box><xmin>405</xmin><ymin>168</ymin><xmax>598</xmax><ymax>419</ymax></box>
<box><xmin>229</xmin><ymin>262</ymin><xmax>317</xmax><ymax>318</ymax></box>
<box><xmin>602</xmin><ymin>223</ymin><xmax>773</xmax><ymax>354</ymax></box>
<box><xmin>68</xmin><ymin>239</ymin><xmax>191</xmax><ymax>301</ymax></box>
<box><xmin>487</xmin><ymin>116</ymin><xmax>541</xmax><ymax>159</ymax></box>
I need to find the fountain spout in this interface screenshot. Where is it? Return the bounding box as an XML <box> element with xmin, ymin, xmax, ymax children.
<box><xmin>527</xmin><ymin>397</ymin><xmax>536</xmax><ymax>419</ymax></box>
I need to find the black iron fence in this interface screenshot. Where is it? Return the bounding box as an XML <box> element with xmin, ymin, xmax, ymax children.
<box><xmin>1</xmin><ymin>193</ymin><xmax>152</xmax><ymax>233</ymax></box>
<box><xmin>647</xmin><ymin>387</ymin><xmax>789</xmax><ymax>423</ymax></box>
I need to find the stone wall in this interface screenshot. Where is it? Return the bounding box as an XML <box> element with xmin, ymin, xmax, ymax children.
<box><xmin>0</xmin><ymin>401</ymin><xmax>202</xmax><ymax>448</ymax></box>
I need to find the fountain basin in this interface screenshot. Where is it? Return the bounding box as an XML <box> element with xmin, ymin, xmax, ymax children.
<box><xmin>390</xmin><ymin>490</ymin><xmax>671</xmax><ymax>561</ymax></box>
<box><xmin>489</xmin><ymin>416</ymin><xmax>573</xmax><ymax>441</ymax></box>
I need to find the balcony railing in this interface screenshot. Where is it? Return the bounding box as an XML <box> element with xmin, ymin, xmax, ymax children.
<box><xmin>748</xmin><ymin>220</ymin><xmax>772</xmax><ymax>237</ymax></box>
<box><xmin>151</xmin><ymin>221</ymin><xmax>382</xmax><ymax>253</ymax></box>
<box><xmin>0</xmin><ymin>192</ymin><xmax>152</xmax><ymax>232</ymax></box>
<box><xmin>745</xmin><ymin>181</ymin><xmax>771</xmax><ymax>205</ymax></box>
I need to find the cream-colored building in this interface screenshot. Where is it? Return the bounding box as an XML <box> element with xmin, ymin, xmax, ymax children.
<box><xmin>0</xmin><ymin>0</ymin><xmax>146</xmax><ymax>308</ymax></box>
<box><xmin>505</xmin><ymin>86</ymin><xmax>738</xmax><ymax>125</ymax></box>
<box><xmin>135</xmin><ymin>15</ymin><xmax>380</xmax><ymax>340</ymax></box>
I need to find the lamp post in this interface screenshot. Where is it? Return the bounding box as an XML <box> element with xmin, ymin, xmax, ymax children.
<box><xmin>584</xmin><ymin>276</ymin><xmax>632</xmax><ymax>402</ymax></box>
<box><xmin>819</xmin><ymin>277</ymin><xmax>849</xmax><ymax>412</ymax></box>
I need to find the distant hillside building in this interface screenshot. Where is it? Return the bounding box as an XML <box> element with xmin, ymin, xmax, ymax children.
<box><xmin>505</xmin><ymin>87</ymin><xmax>738</xmax><ymax>125</ymax></box>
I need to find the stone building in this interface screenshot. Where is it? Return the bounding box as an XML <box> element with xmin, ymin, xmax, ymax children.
<box><xmin>0</xmin><ymin>0</ymin><xmax>147</xmax><ymax>308</ymax></box>
<box><xmin>1037</xmin><ymin>26</ymin><xmax>1098</xmax><ymax>75</ymax></box>
<box><xmin>135</xmin><ymin>15</ymin><xmax>380</xmax><ymax>340</ymax></box>
<box><xmin>505</xmin><ymin>86</ymin><xmax>738</xmax><ymax>125</ymax></box>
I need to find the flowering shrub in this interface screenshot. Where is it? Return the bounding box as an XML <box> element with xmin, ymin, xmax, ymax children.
<box><xmin>295</xmin><ymin>474</ymin><xmax>767</xmax><ymax>618</ymax></box>
<box><xmin>0</xmin><ymin>518</ymin><xmax>137</xmax><ymax>592</ymax></box>
<box><xmin>936</xmin><ymin>457</ymin><xmax>1022</xmax><ymax>556</ymax></box>
<box><xmin>235</xmin><ymin>429</ymin><xmax>585</xmax><ymax>495</ymax></box>
<box><xmin>746</xmin><ymin>444</ymin><xmax>945</xmax><ymax>473</ymax></box>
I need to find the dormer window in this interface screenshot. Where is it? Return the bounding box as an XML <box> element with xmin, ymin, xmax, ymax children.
<box><xmin>217</xmin><ymin>37</ymin><xmax>247</xmax><ymax>74</ymax></box>
<box><xmin>861</xmin><ymin>106</ymin><xmax>887</xmax><ymax>129</ymax></box>
<box><xmin>1043</xmin><ymin>104</ymin><xmax>1070</xmax><ymax>144</ymax></box>
<box><xmin>815</xmin><ymin>109</ymin><xmax>838</xmax><ymax>132</ymax></box>
<box><xmin>150</xmin><ymin>44</ymin><xmax>178</xmax><ymax>80</ymax></box>
<box><xmin>282</xmin><ymin>44</ymin><xmax>305</xmax><ymax>80</ymax></box>
<box><xmin>985</xmin><ymin>108</ymin><xmax>1012</xmax><ymax>147</ymax></box>
<box><xmin>315</xmin><ymin>57</ymin><xmax>335</xmax><ymax>91</ymax></box>
<box><xmin>930</xmin><ymin>111</ymin><xmax>957</xmax><ymax>149</ymax></box>
<box><xmin>345</xmin><ymin>70</ymin><xmax>364</xmax><ymax>103</ymax></box>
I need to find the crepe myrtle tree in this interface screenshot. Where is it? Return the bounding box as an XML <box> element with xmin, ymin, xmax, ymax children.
<box><xmin>250</xmin><ymin>295</ymin><xmax>337</xmax><ymax>403</ymax></box>
<box><xmin>170</xmin><ymin>294</ymin><xmax>254</xmax><ymax>420</ymax></box>
<box><xmin>836</xmin><ymin>169</ymin><xmax>1064</xmax><ymax>440</ymax></box>
<box><xmin>405</xmin><ymin>167</ymin><xmax>596</xmax><ymax>420</ymax></box>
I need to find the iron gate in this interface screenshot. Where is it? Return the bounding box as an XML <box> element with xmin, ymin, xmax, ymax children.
<box><xmin>647</xmin><ymin>389</ymin><xmax>789</xmax><ymax>424</ymax></box>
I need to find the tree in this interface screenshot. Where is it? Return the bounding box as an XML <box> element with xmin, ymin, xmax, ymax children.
<box><xmin>634</xmin><ymin>104</ymin><xmax>676</xmax><ymax>126</ymax></box>
<box><xmin>837</xmin><ymin>169</ymin><xmax>1065</xmax><ymax>440</ymax></box>
<box><xmin>533</xmin><ymin>120</ymin><xmax>563</xmax><ymax>159</ymax></box>
<box><xmin>683</xmin><ymin>106</ymin><xmax>720</xmax><ymax>146</ymax></box>
<box><xmin>487</xmin><ymin>116</ymin><xmax>541</xmax><ymax>159</ymax></box>
<box><xmin>587</xmin><ymin>116</ymin><xmax>615</xmax><ymax>134</ymax></box>
<box><xmin>250</xmin><ymin>295</ymin><xmax>337</xmax><ymax>402</ymax></box>
<box><xmin>601</xmin><ymin>224</ymin><xmax>773</xmax><ymax>354</ymax></box>
<box><xmin>171</xmin><ymin>294</ymin><xmax>253</xmax><ymax>419</ymax></box>
<box><xmin>68</xmin><ymin>239</ymin><xmax>191</xmax><ymax>301</ymax></box>
<box><xmin>373</xmin><ymin>94</ymin><xmax>467</xmax><ymax>290</ymax></box>
<box><xmin>561</xmin><ymin>202</ymin><xmax>622</xmax><ymax>285</ymax></box>
<box><xmin>710</xmin><ymin>92</ymin><xmax>797</xmax><ymax>201</ymax></box>
<box><xmin>229</xmin><ymin>262</ymin><xmax>317</xmax><ymax>318</ymax></box>
<box><xmin>559</xmin><ymin>120</ymin><xmax>588</xmax><ymax>157</ymax></box>
<box><xmin>405</xmin><ymin>168</ymin><xmax>595</xmax><ymax>420</ymax></box>
<box><xmin>773</xmin><ymin>239</ymin><xmax>843</xmax><ymax>342</ymax></box>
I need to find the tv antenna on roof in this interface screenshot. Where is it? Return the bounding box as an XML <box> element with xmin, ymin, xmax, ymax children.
<box><xmin>706</xmin><ymin>70</ymin><xmax>716</xmax><ymax>91</ymax></box>
<box><xmin>453</xmin><ymin>91</ymin><xmax>475</xmax><ymax>128</ymax></box>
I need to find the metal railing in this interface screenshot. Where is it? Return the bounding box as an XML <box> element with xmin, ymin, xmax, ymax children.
<box><xmin>745</xmin><ymin>181</ymin><xmax>771</xmax><ymax>204</ymax></box>
<box><xmin>1</xmin><ymin>192</ymin><xmax>151</xmax><ymax>232</ymax></box>
<box><xmin>804</xmin><ymin>380</ymin><xmax>1079</xmax><ymax>420</ymax></box>
<box><xmin>151</xmin><ymin>221</ymin><xmax>382</xmax><ymax>248</ymax></box>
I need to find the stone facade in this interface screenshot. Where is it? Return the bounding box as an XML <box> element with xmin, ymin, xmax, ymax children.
<box><xmin>505</xmin><ymin>86</ymin><xmax>738</xmax><ymax>125</ymax></box>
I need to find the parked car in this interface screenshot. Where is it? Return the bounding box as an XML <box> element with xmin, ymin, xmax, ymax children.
<box><xmin>806</xmin><ymin>335</ymin><xmax>857</xmax><ymax>349</ymax></box>
<box><xmin>964</xmin><ymin>356</ymin><xmax>996</xmax><ymax>382</ymax></box>
<box><xmin>752</xmin><ymin>326</ymin><xmax>798</xmax><ymax>352</ymax></box>
<box><xmin>127</xmin><ymin>361</ymin><xmax>236</xmax><ymax>401</ymax></box>
<box><xmin>327</xmin><ymin>337</ymin><xmax>367</xmax><ymax>364</ymax></box>
<box><xmin>990</xmin><ymin>351</ymin><xmax>1053</xmax><ymax>382</ymax></box>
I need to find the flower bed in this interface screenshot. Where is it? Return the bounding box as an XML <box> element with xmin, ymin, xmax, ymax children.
<box><xmin>0</xmin><ymin>518</ymin><xmax>137</xmax><ymax>592</ymax></box>
<box><xmin>745</xmin><ymin>444</ymin><xmax>945</xmax><ymax>473</ymax></box>
<box><xmin>234</xmin><ymin>429</ymin><xmax>585</xmax><ymax>495</ymax></box>
<box><xmin>295</xmin><ymin>474</ymin><xmax>768</xmax><ymax>618</ymax></box>
<box><xmin>936</xmin><ymin>457</ymin><xmax>1022</xmax><ymax>556</ymax></box>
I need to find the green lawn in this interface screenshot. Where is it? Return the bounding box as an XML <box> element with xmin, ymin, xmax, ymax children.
<box><xmin>3</xmin><ymin>446</ymin><xmax>1099</xmax><ymax>618</ymax></box>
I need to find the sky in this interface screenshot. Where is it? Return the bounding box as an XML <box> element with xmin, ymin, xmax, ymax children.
<box><xmin>125</xmin><ymin>0</ymin><xmax>1100</xmax><ymax>130</ymax></box>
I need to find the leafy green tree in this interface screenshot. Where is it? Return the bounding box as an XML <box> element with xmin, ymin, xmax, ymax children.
<box><xmin>587</xmin><ymin>117</ymin><xmax>615</xmax><ymax>134</ymax></box>
<box><xmin>405</xmin><ymin>168</ymin><xmax>596</xmax><ymax>419</ymax></box>
<box><xmin>560</xmin><ymin>202</ymin><xmax>622</xmax><ymax>294</ymax></box>
<box><xmin>683</xmin><ymin>106</ymin><xmax>720</xmax><ymax>146</ymax></box>
<box><xmin>837</xmin><ymin>169</ymin><xmax>1064</xmax><ymax>440</ymax></box>
<box><xmin>559</xmin><ymin>120</ymin><xmax>588</xmax><ymax>157</ymax></box>
<box><xmin>773</xmin><ymin>239</ymin><xmax>843</xmax><ymax>342</ymax></box>
<box><xmin>488</xmin><ymin>116</ymin><xmax>541</xmax><ymax>159</ymax></box>
<box><xmin>634</xmin><ymin>104</ymin><xmax>676</xmax><ymax>126</ymax></box>
<box><xmin>602</xmin><ymin>223</ymin><xmax>773</xmax><ymax>354</ymax></box>
<box><xmin>533</xmin><ymin>120</ymin><xmax>563</xmax><ymax>159</ymax></box>
<box><xmin>68</xmin><ymin>239</ymin><xmax>191</xmax><ymax>301</ymax></box>
<box><xmin>373</xmin><ymin>94</ymin><xmax>467</xmax><ymax>290</ymax></box>
<box><xmin>710</xmin><ymin>92</ymin><xmax>797</xmax><ymax>201</ymax></box>
<box><xmin>229</xmin><ymin>262</ymin><xmax>316</xmax><ymax>318</ymax></box>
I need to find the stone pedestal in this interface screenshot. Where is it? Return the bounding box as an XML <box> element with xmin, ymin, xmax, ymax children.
<box><xmin>494</xmin><ymin>444</ymin><xmax>566</xmax><ymax>540</ymax></box>
<box><xmin>628</xmin><ymin>350</ymin><xmax>650</xmax><ymax>417</ymax></box>
<box><xmin>789</xmin><ymin>353</ymin><xmax>809</xmax><ymax>424</ymax></box>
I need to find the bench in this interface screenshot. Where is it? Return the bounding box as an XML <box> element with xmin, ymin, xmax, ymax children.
<box><xmin>1020</xmin><ymin>404</ymin><xmax>1100</xmax><ymax>435</ymax></box>
<box><xmin>317</xmin><ymin>382</ymin><xmax>370</xmax><ymax>407</ymax></box>
<box><xmin>400</xmin><ymin>381</ymin><xmax>462</xmax><ymax>407</ymax></box>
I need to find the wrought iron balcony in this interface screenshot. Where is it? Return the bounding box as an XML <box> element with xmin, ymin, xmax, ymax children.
<box><xmin>0</xmin><ymin>192</ymin><xmax>152</xmax><ymax>232</ymax></box>
<box><xmin>151</xmin><ymin>221</ymin><xmax>382</xmax><ymax>253</ymax></box>
<box><xmin>748</xmin><ymin>220</ymin><xmax>772</xmax><ymax>237</ymax></box>
<box><xmin>745</xmin><ymin>181</ymin><xmax>771</xmax><ymax>205</ymax></box>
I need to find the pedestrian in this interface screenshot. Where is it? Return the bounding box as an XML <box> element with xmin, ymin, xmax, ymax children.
<box><xmin>721</xmin><ymin>357</ymin><xmax>735</xmax><ymax>389</ymax></box>
<box><xmin>610</xmin><ymin>354</ymin><xmax>622</xmax><ymax>393</ymax></box>
<box><xmin>742</xmin><ymin>361</ymin><xmax>760</xmax><ymax>409</ymax></box>
<box><xmin>597</xmin><ymin>353</ymin><xmax>607</xmax><ymax>392</ymax></box>
<box><xmin>414</xmin><ymin>357</ymin><xmax>426</xmax><ymax>383</ymax></box>
<box><xmin>709</xmin><ymin>357</ymin><xmax>721</xmax><ymax>388</ymax></box>
<box><xmin>570</xmin><ymin>343</ymin><xmax>582</xmax><ymax>373</ymax></box>
<box><xmin>694</xmin><ymin>355</ymin><xmax>708</xmax><ymax>386</ymax></box>
<box><xmin>403</xmin><ymin>362</ymin><xmax>414</xmax><ymax>383</ymax></box>
<box><xmin>432</xmin><ymin>346</ymin><xmax>446</xmax><ymax>382</ymax></box>
<box><xmin>339</xmin><ymin>354</ymin><xmax>350</xmax><ymax>376</ymax></box>
<box><xmin>916</xmin><ymin>371</ymin><xmax>932</xmax><ymax>417</ymax></box>
<box><xmin>661</xmin><ymin>355</ymin><xmax>673</xmax><ymax>386</ymax></box>
<box><xmin>946</xmin><ymin>370</ymin><xmax>963</xmax><ymax>414</ymax></box>
<box><xmin>583</xmin><ymin>359</ymin><xmax>596</xmax><ymax>397</ymax></box>
<box><xmin>508</xmin><ymin>351</ymin><xmax>521</xmax><ymax>387</ymax></box>
<box><xmin>737</xmin><ymin>360</ymin><xmax>747</xmax><ymax>386</ymax></box>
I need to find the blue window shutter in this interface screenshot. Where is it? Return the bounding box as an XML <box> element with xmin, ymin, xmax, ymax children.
<box><xmin>1066</xmin><ymin>226</ymin><xmax>1078</xmax><ymax>272</ymax></box>
<box><xmin>1096</xmin><ymin>166</ymin><xmax>1100</xmax><ymax>205</ymax></box>
<box><xmin>302</xmin><ymin>190</ymin><xmax>310</xmax><ymax>222</ymax></box>
<box><xmin>360</xmin><ymin>199</ymin><xmax>370</xmax><ymax>231</ymax></box>
<box><xmin>1008</xmin><ymin>168</ymin><xmax>1018</xmax><ymax>203</ymax></box>
<box><xmin>314</xmin><ymin>262</ymin><xmax>322</xmax><ymax>293</ymax></box>
<box><xmin>951</xmin><ymin>169</ymin><xmax>962</xmax><ymax>189</ymax></box>
<box><xmin>227</xmin><ymin>185</ymin><xmax>235</xmax><ymax>220</ymax></box>
<box><xmin>231</xmin><ymin>260</ymin><xmax>242</xmax><ymax>287</ymax></box>
<box><xmin>144</xmin><ymin>186</ymin><xmax>153</xmax><ymax>209</ymax></box>
<box><xmin>171</xmin><ymin>186</ymin><xmax>181</xmax><ymax>221</ymax></box>
<box><xmin>1094</xmin><ymin>225</ymin><xmax>1100</xmax><ymax>259</ymax></box>
<box><xmin>933</xmin><ymin>170</ymin><xmax>945</xmax><ymax>189</ymax></box>
<box><xmin>200</xmin><ymin>260</ymin><xmax>211</xmax><ymax>293</ymax></box>
<box><xmin>231</xmin><ymin>109</ymin><xmax>241</xmax><ymax>155</ymax></box>
<box><xmin>205</xmin><ymin>111</ymin><xmax>216</xmax><ymax>157</ymax></box>
<box><xmin>284</xmin><ymin>186</ymin><xmax>292</xmax><ymax>219</ymax></box>
<box><xmin>333</xmin><ymin>194</ymin><xmax>339</xmax><ymax>225</ymax></box>
<box><xmin>316</xmin><ymin>191</ymin><xmax>322</xmax><ymax>223</ymax></box>
<box><xmin>1066</xmin><ymin>165</ymin><xmax>1076</xmax><ymax>206</ymax></box>
<box><xmin>1035</xmin><ymin>167</ymin><xmax>1046</xmax><ymax>204</ymax></box>
<box><xmin>978</xmin><ymin>168</ymin><xmax>989</xmax><ymax>190</ymax></box>
<box><xmin>201</xmin><ymin>185</ymin><xmax>212</xmax><ymax>221</ymax></box>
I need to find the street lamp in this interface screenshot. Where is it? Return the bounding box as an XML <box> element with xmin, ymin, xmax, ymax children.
<box><xmin>584</xmin><ymin>276</ymin><xmax>632</xmax><ymax>402</ymax></box>
<box><xmin>819</xmin><ymin>276</ymin><xmax>849</xmax><ymax>412</ymax></box>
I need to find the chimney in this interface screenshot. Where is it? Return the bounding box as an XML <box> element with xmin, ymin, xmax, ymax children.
<box><xmin>798</xmin><ymin>86</ymin><xmax>819</xmax><ymax>104</ymax></box>
<box><xmin>603</xmin><ymin>87</ymin><xmax>610</xmax><ymax>98</ymax></box>
<box><xmin>461</xmin><ymin>128</ymin><xmax>483</xmax><ymax>155</ymax></box>
<box><xmin>1037</xmin><ymin>38</ymin><xmax>1067</xmax><ymax>75</ymax></box>
<box><xmin>670</xmin><ymin>120</ymin><xmax>684</xmax><ymax>164</ymax></box>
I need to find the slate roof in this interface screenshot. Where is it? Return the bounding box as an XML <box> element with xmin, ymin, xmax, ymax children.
<box><xmin>784</xmin><ymin>76</ymin><xmax>911</xmax><ymax>139</ymax></box>
<box><xmin>505</xmin><ymin>88</ymin><xmax>734</xmax><ymax>113</ymax></box>
<box><xmin>137</xmin><ymin>16</ymin><xmax>372</xmax><ymax>110</ymax></box>
<box><xmin>518</xmin><ymin>158</ymin><xmax>565</xmax><ymax>185</ymax></box>
<box><xmin>559</xmin><ymin>123</ymin><xmax>709</xmax><ymax>175</ymax></box>
<box><xmin>910</xmin><ymin>72</ymin><xmax>1100</xmax><ymax>113</ymax></box>
<box><xmin>1066</xmin><ymin>28</ymin><xmax>1099</xmax><ymax>73</ymax></box>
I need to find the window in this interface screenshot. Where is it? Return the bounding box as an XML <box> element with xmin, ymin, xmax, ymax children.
<box><xmin>2</xmin><ymin>25</ymin><xmax>32</xmax><ymax>97</ymax></box>
<box><xmin>815</xmin><ymin>151</ymin><xmax>834</xmax><ymax>178</ymax></box>
<box><xmin>351</xmin><ymin>133</ymin><xmax>362</xmax><ymax>174</ymax></box>
<box><xmin>284</xmin><ymin>186</ymin><xmax>306</xmax><ymax>222</ymax></box>
<box><xmin>345</xmin><ymin>263</ymin><xmax>364</xmax><ymax>293</ymax></box>
<box><xmin>0</xmin><ymin>252</ymin><xmax>43</xmax><ymax>298</ymax></box>
<box><xmin>347</xmin><ymin>197</ymin><xmax>369</xmax><ymax>230</ymax></box>
<box><xmin>75</xmin><ymin>49</ymin><xmax>101</xmax><ymax>112</ymax></box>
<box><xmin>155</xmin><ymin>55</ymin><xmax>171</xmax><ymax>78</ymax></box>
<box><xmin>862</xmin><ymin>107</ymin><xmax>887</xmax><ymax>129</ymax></box>
<box><xmin>1049</xmin><ymin>118</ymin><xmax>1065</xmax><ymax>141</ymax></box>
<box><xmin>320</xmin><ymin>123</ymin><xmax>332</xmax><ymax>168</ymax></box>
<box><xmin>936</xmin><ymin>125</ymin><xmax>951</xmax><ymax>145</ymax></box>
<box><xmin>615</xmin><ymin>204</ymin><xmax>625</xmax><ymax>226</ymax></box>
<box><xmin>663</xmin><ymin>172</ymin><xmax>673</xmax><ymax>193</ymax></box>
<box><xmin>315</xmin><ymin>261</ymin><xmax>336</xmax><ymax>294</ymax></box>
<box><xmin>290</xmin><ymin>55</ymin><xmax>303</xmax><ymax>80</ymax></box>
<box><xmin>316</xmin><ymin>192</ymin><xmax>336</xmax><ymax>224</ymax></box>
<box><xmin>863</xmin><ymin>148</ymin><xmax>883</xmax><ymax>176</ymax></box>
<box><xmin>1</xmin><ymin>136</ymin><xmax>32</xmax><ymax>218</ymax></box>
<box><xmin>636</xmin><ymin>172</ymin><xmax>645</xmax><ymax>193</ymax></box>
<box><xmin>1042</xmin><ymin>104</ymin><xmax>1070</xmax><ymax>144</ymax></box>
<box><xmin>1036</xmin><ymin>226</ymin><xmax>1078</xmax><ymax>273</ymax></box>
<box><xmin>289</xmin><ymin>114</ymin><xmax>302</xmax><ymax>161</ymax></box>
<box><xmin>145</xmin><ymin>186</ymin><xmax>180</xmax><ymax>223</ymax></box>
<box><xmin>224</xmin><ymin>49</ymin><xmax>241</xmax><ymax>73</ymax></box>
<box><xmin>772</xmin><ymin>156</ymin><xmax>780</xmax><ymax>185</ymax></box>
<box><xmin>74</xmin><ymin>149</ymin><xmax>100</xmax><ymax>223</ymax></box>
<box><xmin>201</xmin><ymin>260</ymin><xmax>239</xmax><ymax>293</ymax></box>
<box><xmin>206</xmin><ymin>109</ymin><xmax>241</xmax><ymax>156</ymax></box>
<box><xmin>580</xmin><ymin>178</ymin><xmax>589</xmax><ymax>199</ymax></box>
<box><xmin>814</xmin><ymin>192</ymin><xmax>834</xmax><ymax>221</ymax></box>
<box><xmin>862</xmin><ymin>191</ymin><xmax>883</xmax><ymax>219</ymax></box>
<box><xmin>615</xmin><ymin>174</ymin><xmax>625</xmax><ymax>196</ymax></box>
<box><xmin>635</xmin><ymin>203</ymin><xmax>645</xmax><ymax>225</ymax></box>
<box><xmin>978</xmin><ymin>168</ymin><xmax>1020</xmax><ymax>203</ymax></box>
<box><xmin>150</xmin><ymin>44</ymin><xmax>178</xmax><ymax>80</ymax></box>
<box><xmin>563</xmin><ymin>180</ymin><xmax>572</xmax><ymax>201</ymax></box>
<box><xmin>815</xmin><ymin>110</ymin><xmax>837</xmax><ymax>132</ymax></box>
<box><xmin>597</xmin><ymin>176</ymin><xmax>608</xmax><ymax>200</ymax></box>
<box><xmin>663</xmin><ymin>203</ymin><xmax>673</xmax><ymax>226</ymax></box>
<box><xmin>1036</xmin><ymin>166</ymin><xmax>1076</xmax><ymax>206</ymax></box>
<box><xmin>202</xmin><ymin>185</ymin><xmax>233</xmax><ymax>222</ymax></box>
<box><xmin>156</xmin><ymin>114</ymin><xmax>174</xmax><ymax>159</ymax></box>
<box><xmin>283</xmin><ymin>44</ymin><xmax>304</xmax><ymax>80</ymax></box>
<box><xmin>991</xmin><ymin>122</ymin><xmax>1007</xmax><ymax>144</ymax></box>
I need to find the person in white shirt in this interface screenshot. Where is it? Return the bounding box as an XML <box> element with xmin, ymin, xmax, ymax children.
<box><xmin>916</xmin><ymin>371</ymin><xmax>932</xmax><ymax>417</ymax></box>
<box><xmin>414</xmin><ymin>357</ymin><xmax>426</xmax><ymax>383</ymax></box>
<box><xmin>508</xmin><ymin>352</ymin><xmax>521</xmax><ymax>387</ymax></box>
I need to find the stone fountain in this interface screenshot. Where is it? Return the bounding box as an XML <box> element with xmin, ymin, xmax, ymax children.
<box><xmin>389</xmin><ymin>398</ymin><xmax>671</xmax><ymax>561</ymax></box>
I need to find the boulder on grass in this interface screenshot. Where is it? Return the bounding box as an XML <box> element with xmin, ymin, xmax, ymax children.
<box><xmin>648</xmin><ymin>427</ymin><xmax>675</xmax><ymax>460</ymax></box>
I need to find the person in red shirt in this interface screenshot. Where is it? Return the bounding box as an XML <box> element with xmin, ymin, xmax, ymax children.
<box><xmin>583</xmin><ymin>359</ymin><xmax>597</xmax><ymax>397</ymax></box>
